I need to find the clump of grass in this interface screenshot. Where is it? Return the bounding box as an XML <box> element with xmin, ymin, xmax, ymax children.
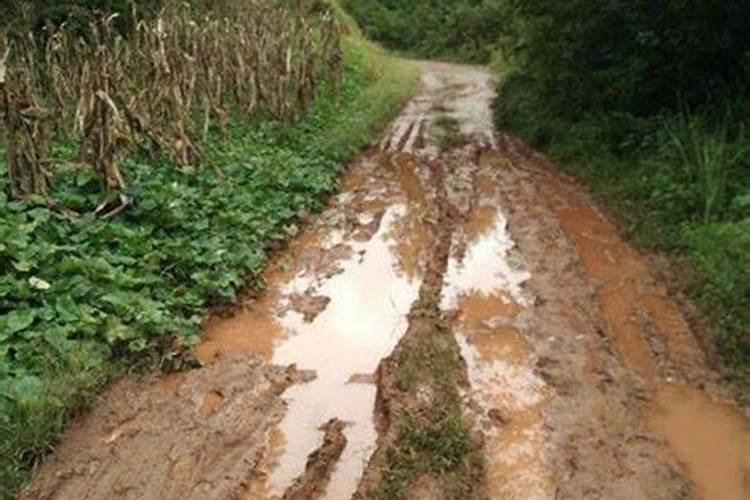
<box><xmin>374</xmin><ymin>318</ymin><xmax>484</xmax><ymax>500</ymax></box>
<box><xmin>431</xmin><ymin>115</ymin><xmax>467</xmax><ymax>150</ymax></box>
<box><xmin>0</xmin><ymin>344</ymin><xmax>113</xmax><ymax>498</ymax></box>
<box><xmin>663</xmin><ymin>115</ymin><xmax>746</xmax><ymax>223</ymax></box>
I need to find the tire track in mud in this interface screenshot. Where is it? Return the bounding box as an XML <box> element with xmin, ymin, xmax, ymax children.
<box><xmin>354</xmin><ymin>147</ymin><xmax>487</xmax><ymax>499</ymax></box>
<box><xmin>492</xmin><ymin>134</ymin><xmax>750</xmax><ymax>500</ymax></box>
<box><xmin>20</xmin><ymin>63</ymin><xmax>750</xmax><ymax>500</ymax></box>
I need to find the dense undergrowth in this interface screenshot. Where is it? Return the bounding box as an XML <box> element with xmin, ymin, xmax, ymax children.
<box><xmin>0</xmin><ymin>30</ymin><xmax>418</xmax><ymax>497</ymax></box>
<box><xmin>343</xmin><ymin>0</ymin><xmax>504</xmax><ymax>63</ymax></box>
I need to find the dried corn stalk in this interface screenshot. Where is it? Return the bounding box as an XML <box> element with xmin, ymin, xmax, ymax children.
<box><xmin>1</xmin><ymin>1</ymin><xmax>343</xmax><ymax>213</ymax></box>
<box><xmin>1</xmin><ymin>38</ymin><xmax>52</xmax><ymax>199</ymax></box>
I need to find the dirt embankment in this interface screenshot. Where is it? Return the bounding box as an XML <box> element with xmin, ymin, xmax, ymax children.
<box><xmin>19</xmin><ymin>62</ymin><xmax>749</xmax><ymax>500</ymax></box>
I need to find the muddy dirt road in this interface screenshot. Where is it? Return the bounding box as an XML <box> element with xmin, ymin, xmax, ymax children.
<box><xmin>22</xmin><ymin>63</ymin><xmax>750</xmax><ymax>500</ymax></box>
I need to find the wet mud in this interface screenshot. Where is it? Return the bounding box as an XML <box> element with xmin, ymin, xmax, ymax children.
<box><xmin>19</xmin><ymin>357</ymin><xmax>310</xmax><ymax>500</ymax></box>
<box><xmin>493</xmin><ymin>134</ymin><xmax>750</xmax><ymax>499</ymax></box>
<box><xmin>648</xmin><ymin>385</ymin><xmax>750</xmax><ymax>500</ymax></box>
<box><xmin>22</xmin><ymin>62</ymin><xmax>750</xmax><ymax>500</ymax></box>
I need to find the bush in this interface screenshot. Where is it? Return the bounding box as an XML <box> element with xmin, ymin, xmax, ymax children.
<box><xmin>343</xmin><ymin>0</ymin><xmax>506</xmax><ymax>63</ymax></box>
<box><xmin>496</xmin><ymin>0</ymin><xmax>750</xmax><ymax>120</ymax></box>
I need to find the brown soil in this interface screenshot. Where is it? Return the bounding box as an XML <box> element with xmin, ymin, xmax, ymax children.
<box><xmin>21</xmin><ymin>62</ymin><xmax>750</xmax><ymax>500</ymax></box>
<box><xmin>19</xmin><ymin>356</ymin><xmax>312</xmax><ymax>500</ymax></box>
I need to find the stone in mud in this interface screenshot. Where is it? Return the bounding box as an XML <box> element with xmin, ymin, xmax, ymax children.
<box><xmin>287</xmin><ymin>292</ymin><xmax>331</xmax><ymax>323</ymax></box>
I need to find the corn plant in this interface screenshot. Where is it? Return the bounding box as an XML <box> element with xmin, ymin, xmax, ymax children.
<box><xmin>1</xmin><ymin>35</ymin><xmax>52</xmax><ymax>199</ymax></box>
<box><xmin>0</xmin><ymin>0</ymin><xmax>342</xmax><ymax>215</ymax></box>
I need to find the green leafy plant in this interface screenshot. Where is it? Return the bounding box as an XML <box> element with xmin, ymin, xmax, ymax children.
<box><xmin>663</xmin><ymin>116</ymin><xmax>746</xmax><ymax>223</ymax></box>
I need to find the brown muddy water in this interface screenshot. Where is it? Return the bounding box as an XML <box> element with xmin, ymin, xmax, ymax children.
<box><xmin>197</xmin><ymin>155</ymin><xmax>428</xmax><ymax>499</ymax></box>
<box><xmin>648</xmin><ymin>385</ymin><xmax>750</xmax><ymax>500</ymax></box>
<box><xmin>442</xmin><ymin>158</ymin><xmax>554</xmax><ymax>499</ymax></box>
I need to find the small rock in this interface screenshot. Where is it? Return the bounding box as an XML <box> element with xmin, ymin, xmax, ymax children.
<box><xmin>488</xmin><ymin>408</ymin><xmax>510</xmax><ymax>426</ymax></box>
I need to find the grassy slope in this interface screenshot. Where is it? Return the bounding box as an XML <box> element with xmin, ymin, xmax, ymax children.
<box><xmin>0</xmin><ymin>33</ymin><xmax>419</xmax><ymax>497</ymax></box>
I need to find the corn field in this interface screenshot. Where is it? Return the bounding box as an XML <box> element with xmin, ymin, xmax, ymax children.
<box><xmin>0</xmin><ymin>1</ymin><xmax>342</xmax><ymax>216</ymax></box>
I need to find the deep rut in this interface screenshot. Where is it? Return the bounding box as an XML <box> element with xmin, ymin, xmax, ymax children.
<box><xmin>21</xmin><ymin>63</ymin><xmax>750</xmax><ymax>500</ymax></box>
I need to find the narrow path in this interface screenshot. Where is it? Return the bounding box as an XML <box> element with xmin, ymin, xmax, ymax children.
<box><xmin>21</xmin><ymin>63</ymin><xmax>750</xmax><ymax>500</ymax></box>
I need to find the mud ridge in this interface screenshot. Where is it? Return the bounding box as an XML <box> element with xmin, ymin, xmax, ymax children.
<box><xmin>282</xmin><ymin>419</ymin><xmax>348</xmax><ymax>500</ymax></box>
<box><xmin>355</xmin><ymin>148</ymin><xmax>487</xmax><ymax>500</ymax></box>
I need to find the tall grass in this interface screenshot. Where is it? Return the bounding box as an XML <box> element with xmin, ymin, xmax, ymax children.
<box><xmin>664</xmin><ymin>115</ymin><xmax>746</xmax><ymax>223</ymax></box>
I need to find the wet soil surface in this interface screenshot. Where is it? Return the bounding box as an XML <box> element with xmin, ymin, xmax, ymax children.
<box><xmin>22</xmin><ymin>62</ymin><xmax>750</xmax><ymax>500</ymax></box>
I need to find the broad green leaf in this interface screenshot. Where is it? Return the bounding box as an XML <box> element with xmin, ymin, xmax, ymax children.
<box><xmin>2</xmin><ymin>309</ymin><xmax>36</xmax><ymax>335</ymax></box>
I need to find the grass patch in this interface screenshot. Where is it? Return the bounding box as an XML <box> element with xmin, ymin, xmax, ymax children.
<box><xmin>0</xmin><ymin>34</ymin><xmax>419</xmax><ymax>498</ymax></box>
<box><xmin>374</xmin><ymin>318</ymin><xmax>483</xmax><ymax>499</ymax></box>
<box><xmin>431</xmin><ymin>115</ymin><xmax>467</xmax><ymax>150</ymax></box>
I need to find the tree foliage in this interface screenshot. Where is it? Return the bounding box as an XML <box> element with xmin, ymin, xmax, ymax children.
<box><xmin>344</xmin><ymin>0</ymin><xmax>505</xmax><ymax>63</ymax></box>
<box><xmin>0</xmin><ymin>1</ymin><xmax>161</xmax><ymax>34</ymax></box>
<box><xmin>497</xmin><ymin>0</ymin><xmax>750</xmax><ymax>118</ymax></box>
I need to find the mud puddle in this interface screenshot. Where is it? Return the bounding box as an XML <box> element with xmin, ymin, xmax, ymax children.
<box><xmin>647</xmin><ymin>385</ymin><xmax>750</xmax><ymax>500</ymax></box>
<box><xmin>195</xmin><ymin>155</ymin><xmax>429</xmax><ymax>499</ymax></box>
<box><xmin>443</xmin><ymin>161</ymin><xmax>555</xmax><ymax>499</ymax></box>
<box><xmin>262</xmin><ymin>205</ymin><xmax>421</xmax><ymax>498</ymax></box>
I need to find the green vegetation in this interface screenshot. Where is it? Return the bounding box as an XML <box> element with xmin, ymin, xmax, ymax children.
<box><xmin>0</xmin><ymin>13</ymin><xmax>418</xmax><ymax>498</ymax></box>
<box><xmin>431</xmin><ymin>115</ymin><xmax>466</xmax><ymax>150</ymax></box>
<box><xmin>374</xmin><ymin>311</ymin><xmax>483</xmax><ymax>499</ymax></box>
<box><xmin>343</xmin><ymin>0</ymin><xmax>505</xmax><ymax>63</ymax></box>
